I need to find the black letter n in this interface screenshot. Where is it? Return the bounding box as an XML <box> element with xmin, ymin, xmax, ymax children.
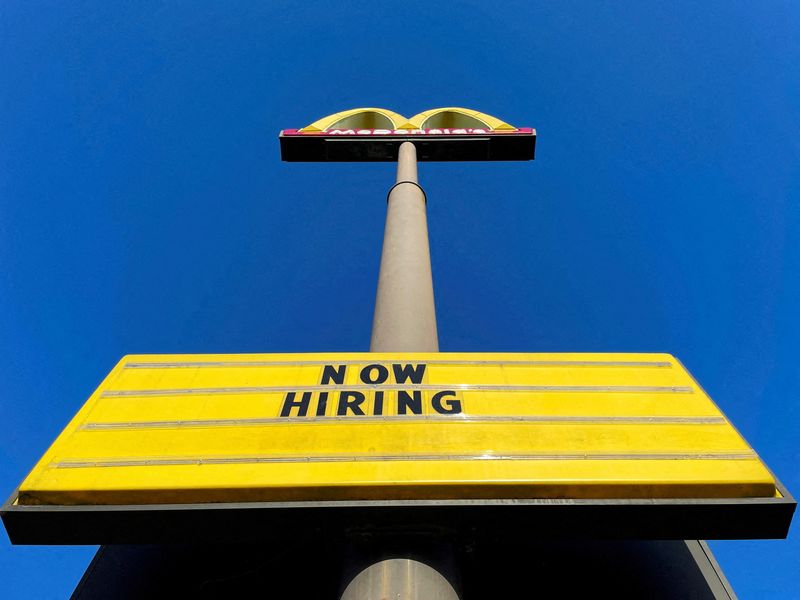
<box><xmin>321</xmin><ymin>364</ymin><xmax>346</xmax><ymax>385</ymax></box>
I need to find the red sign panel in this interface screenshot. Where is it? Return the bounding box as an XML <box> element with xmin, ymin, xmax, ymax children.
<box><xmin>282</xmin><ymin>127</ymin><xmax>534</xmax><ymax>137</ymax></box>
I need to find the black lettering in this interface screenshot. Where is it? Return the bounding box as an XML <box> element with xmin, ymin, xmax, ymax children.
<box><xmin>397</xmin><ymin>390</ymin><xmax>423</xmax><ymax>415</ymax></box>
<box><xmin>316</xmin><ymin>391</ymin><xmax>328</xmax><ymax>416</ymax></box>
<box><xmin>321</xmin><ymin>364</ymin><xmax>346</xmax><ymax>385</ymax></box>
<box><xmin>360</xmin><ymin>364</ymin><xmax>389</xmax><ymax>384</ymax></box>
<box><xmin>392</xmin><ymin>363</ymin><xmax>426</xmax><ymax>384</ymax></box>
<box><xmin>337</xmin><ymin>391</ymin><xmax>366</xmax><ymax>416</ymax></box>
<box><xmin>280</xmin><ymin>391</ymin><xmax>311</xmax><ymax>417</ymax></box>
<box><xmin>431</xmin><ymin>391</ymin><xmax>462</xmax><ymax>415</ymax></box>
<box><xmin>373</xmin><ymin>390</ymin><xmax>384</xmax><ymax>415</ymax></box>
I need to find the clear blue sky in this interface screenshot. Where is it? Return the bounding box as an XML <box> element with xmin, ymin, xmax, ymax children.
<box><xmin>1</xmin><ymin>1</ymin><xmax>797</xmax><ymax>597</ymax></box>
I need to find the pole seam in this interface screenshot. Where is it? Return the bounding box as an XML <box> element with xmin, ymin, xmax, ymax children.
<box><xmin>386</xmin><ymin>181</ymin><xmax>427</xmax><ymax>204</ymax></box>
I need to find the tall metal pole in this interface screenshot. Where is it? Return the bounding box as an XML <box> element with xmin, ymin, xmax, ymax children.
<box><xmin>370</xmin><ymin>141</ymin><xmax>439</xmax><ymax>352</ymax></box>
<box><xmin>340</xmin><ymin>142</ymin><xmax>458</xmax><ymax>600</ymax></box>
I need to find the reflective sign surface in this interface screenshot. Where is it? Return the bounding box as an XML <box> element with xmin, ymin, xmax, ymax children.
<box><xmin>17</xmin><ymin>353</ymin><xmax>777</xmax><ymax>505</ymax></box>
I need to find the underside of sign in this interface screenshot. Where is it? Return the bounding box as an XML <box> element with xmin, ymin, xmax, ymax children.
<box><xmin>3</xmin><ymin>352</ymin><xmax>794</xmax><ymax>544</ymax></box>
<box><xmin>279</xmin><ymin>128</ymin><xmax>536</xmax><ymax>162</ymax></box>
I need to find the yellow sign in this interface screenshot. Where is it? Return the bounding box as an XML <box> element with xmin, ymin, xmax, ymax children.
<box><xmin>17</xmin><ymin>353</ymin><xmax>777</xmax><ymax>505</ymax></box>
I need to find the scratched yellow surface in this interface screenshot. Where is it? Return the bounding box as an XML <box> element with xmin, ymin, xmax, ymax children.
<box><xmin>17</xmin><ymin>353</ymin><xmax>777</xmax><ymax>505</ymax></box>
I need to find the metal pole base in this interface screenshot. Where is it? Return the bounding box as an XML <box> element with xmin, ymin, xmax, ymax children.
<box><xmin>341</xmin><ymin>558</ymin><xmax>460</xmax><ymax>600</ymax></box>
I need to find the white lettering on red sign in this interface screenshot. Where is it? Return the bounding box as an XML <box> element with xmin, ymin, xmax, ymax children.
<box><xmin>323</xmin><ymin>128</ymin><xmax>494</xmax><ymax>136</ymax></box>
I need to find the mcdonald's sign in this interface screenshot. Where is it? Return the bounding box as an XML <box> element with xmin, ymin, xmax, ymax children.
<box><xmin>279</xmin><ymin>107</ymin><xmax>535</xmax><ymax>162</ymax></box>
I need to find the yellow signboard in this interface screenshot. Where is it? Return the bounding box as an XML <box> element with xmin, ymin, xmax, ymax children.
<box><xmin>17</xmin><ymin>353</ymin><xmax>777</xmax><ymax>506</ymax></box>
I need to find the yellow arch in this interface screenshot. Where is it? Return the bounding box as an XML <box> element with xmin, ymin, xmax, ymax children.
<box><xmin>299</xmin><ymin>107</ymin><xmax>518</xmax><ymax>132</ymax></box>
<box><xmin>406</xmin><ymin>107</ymin><xmax>516</xmax><ymax>130</ymax></box>
<box><xmin>299</xmin><ymin>108</ymin><xmax>409</xmax><ymax>132</ymax></box>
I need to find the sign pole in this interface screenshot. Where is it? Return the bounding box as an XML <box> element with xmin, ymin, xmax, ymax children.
<box><xmin>340</xmin><ymin>141</ymin><xmax>459</xmax><ymax>599</ymax></box>
<box><xmin>370</xmin><ymin>141</ymin><xmax>439</xmax><ymax>353</ymax></box>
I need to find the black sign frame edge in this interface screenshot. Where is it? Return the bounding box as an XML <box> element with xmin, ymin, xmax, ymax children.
<box><xmin>277</xmin><ymin>130</ymin><xmax>536</xmax><ymax>162</ymax></box>
<box><xmin>2</xmin><ymin>479</ymin><xmax>794</xmax><ymax>545</ymax></box>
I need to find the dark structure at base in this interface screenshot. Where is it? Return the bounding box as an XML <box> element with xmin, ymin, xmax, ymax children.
<box><xmin>71</xmin><ymin>539</ymin><xmax>736</xmax><ymax>599</ymax></box>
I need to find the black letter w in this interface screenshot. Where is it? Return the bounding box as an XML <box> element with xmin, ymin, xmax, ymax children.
<box><xmin>392</xmin><ymin>363</ymin><xmax>426</xmax><ymax>384</ymax></box>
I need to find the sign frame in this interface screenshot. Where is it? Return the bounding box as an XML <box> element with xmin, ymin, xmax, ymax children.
<box><xmin>2</xmin><ymin>479</ymin><xmax>795</xmax><ymax>544</ymax></box>
<box><xmin>279</xmin><ymin>128</ymin><xmax>536</xmax><ymax>162</ymax></box>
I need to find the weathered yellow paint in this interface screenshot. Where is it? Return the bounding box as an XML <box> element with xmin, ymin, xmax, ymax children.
<box><xmin>17</xmin><ymin>353</ymin><xmax>777</xmax><ymax>505</ymax></box>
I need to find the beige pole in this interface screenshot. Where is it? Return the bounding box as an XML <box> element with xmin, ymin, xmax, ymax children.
<box><xmin>340</xmin><ymin>142</ymin><xmax>458</xmax><ymax>600</ymax></box>
<box><xmin>370</xmin><ymin>142</ymin><xmax>439</xmax><ymax>352</ymax></box>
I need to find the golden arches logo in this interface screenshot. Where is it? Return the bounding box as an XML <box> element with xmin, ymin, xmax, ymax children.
<box><xmin>280</xmin><ymin>108</ymin><xmax>534</xmax><ymax>161</ymax></box>
<box><xmin>299</xmin><ymin>107</ymin><xmax>517</xmax><ymax>133</ymax></box>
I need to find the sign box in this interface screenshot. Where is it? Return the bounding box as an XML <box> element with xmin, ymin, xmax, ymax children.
<box><xmin>4</xmin><ymin>353</ymin><xmax>794</xmax><ymax>543</ymax></box>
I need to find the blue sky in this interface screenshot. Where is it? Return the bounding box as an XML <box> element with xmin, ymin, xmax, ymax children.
<box><xmin>1</xmin><ymin>1</ymin><xmax>797</xmax><ymax>596</ymax></box>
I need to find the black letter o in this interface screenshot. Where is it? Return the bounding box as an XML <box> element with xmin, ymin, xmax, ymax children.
<box><xmin>360</xmin><ymin>364</ymin><xmax>389</xmax><ymax>384</ymax></box>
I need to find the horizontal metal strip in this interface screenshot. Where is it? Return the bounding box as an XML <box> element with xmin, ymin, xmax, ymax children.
<box><xmin>102</xmin><ymin>384</ymin><xmax>693</xmax><ymax>397</ymax></box>
<box><xmin>53</xmin><ymin>451</ymin><xmax>757</xmax><ymax>469</ymax></box>
<box><xmin>124</xmin><ymin>359</ymin><xmax>672</xmax><ymax>369</ymax></box>
<box><xmin>81</xmin><ymin>415</ymin><xmax>727</xmax><ymax>430</ymax></box>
